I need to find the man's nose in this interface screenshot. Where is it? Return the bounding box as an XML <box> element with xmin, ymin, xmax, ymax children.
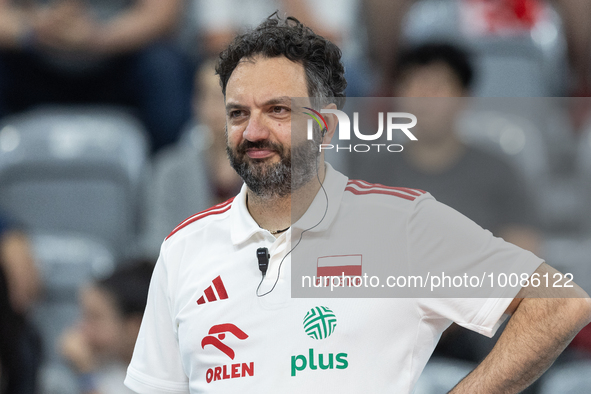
<box><xmin>243</xmin><ymin>113</ymin><xmax>270</xmax><ymax>142</ymax></box>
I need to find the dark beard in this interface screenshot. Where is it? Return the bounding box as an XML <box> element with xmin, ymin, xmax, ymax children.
<box><xmin>226</xmin><ymin>132</ymin><xmax>321</xmax><ymax>199</ymax></box>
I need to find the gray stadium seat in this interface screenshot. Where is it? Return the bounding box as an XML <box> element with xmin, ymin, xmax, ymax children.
<box><xmin>30</xmin><ymin>232</ymin><xmax>116</xmax><ymax>394</ymax></box>
<box><xmin>30</xmin><ymin>232</ymin><xmax>116</xmax><ymax>364</ymax></box>
<box><xmin>541</xmin><ymin>236</ymin><xmax>591</xmax><ymax>295</ymax></box>
<box><xmin>539</xmin><ymin>361</ymin><xmax>591</xmax><ymax>394</ymax></box>
<box><xmin>0</xmin><ymin>106</ymin><xmax>150</xmax><ymax>257</ymax></box>
<box><xmin>456</xmin><ymin>99</ymin><xmax>549</xmax><ymax>188</ymax></box>
<box><xmin>579</xmin><ymin>119</ymin><xmax>591</xmax><ymax>177</ymax></box>
<box><xmin>413</xmin><ymin>357</ymin><xmax>474</xmax><ymax>394</ymax></box>
<box><xmin>528</xmin><ymin>99</ymin><xmax>591</xmax><ymax>233</ymax></box>
<box><xmin>401</xmin><ymin>0</ymin><xmax>567</xmax><ymax>96</ymax></box>
<box><xmin>141</xmin><ymin>123</ymin><xmax>213</xmax><ymax>258</ymax></box>
<box><xmin>577</xmin><ymin>120</ymin><xmax>591</xmax><ymax>233</ymax></box>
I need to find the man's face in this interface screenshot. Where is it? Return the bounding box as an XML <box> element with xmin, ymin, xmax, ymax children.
<box><xmin>224</xmin><ymin>55</ymin><xmax>319</xmax><ymax>198</ymax></box>
<box><xmin>395</xmin><ymin>62</ymin><xmax>467</xmax><ymax>145</ymax></box>
<box><xmin>79</xmin><ymin>285</ymin><xmax>126</xmax><ymax>358</ymax></box>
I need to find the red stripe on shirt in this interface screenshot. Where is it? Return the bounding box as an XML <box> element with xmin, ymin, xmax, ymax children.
<box><xmin>344</xmin><ymin>186</ymin><xmax>416</xmax><ymax>201</ymax></box>
<box><xmin>203</xmin><ymin>286</ymin><xmax>217</xmax><ymax>302</ymax></box>
<box><xmin>347</xmin><ymin>179</ymin><xmax>426</xmax><ymax>196</ymax></box>
<box><xmin>212</xmin><ymin>275</ymin><xmax>228</xmax><ymax>300</ymax></box>
<box><xmin>165</xmin><ymin>198</ymin><xmax>235</xmax><ymax>240</ymax></box>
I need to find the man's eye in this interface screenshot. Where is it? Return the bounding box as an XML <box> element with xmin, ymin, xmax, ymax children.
<box><xmin>230</xmin><ymin>110</ymin><xmax>243</xmax><ymax>118</ymax></box>
<box><xmin>272</xmin><ymin>106</ymin><xmax>288</xmax><ymax>114</ymax></box>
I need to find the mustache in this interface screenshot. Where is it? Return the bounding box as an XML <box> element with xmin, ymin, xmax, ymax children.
<box><xmin>235</xmin><ymin>140</ymin><xmax>284</xmax><ymax>154</ymax></box>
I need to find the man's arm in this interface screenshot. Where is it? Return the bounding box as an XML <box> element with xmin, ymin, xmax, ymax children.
<box><xmin>0</xmin><ymin>230</ymin><xmax>40</xmax><ymax>314</ymax></box>
<box><xmin>450</xmin><ymin>262</ymin><xmax>591</xmax><ymax>393</ymax></box>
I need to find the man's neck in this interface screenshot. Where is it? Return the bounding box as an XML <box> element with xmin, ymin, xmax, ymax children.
<box><xmin>246</xmin><ymin>162</ymin><xmax>326</xmax><ymax>236</ymax></box>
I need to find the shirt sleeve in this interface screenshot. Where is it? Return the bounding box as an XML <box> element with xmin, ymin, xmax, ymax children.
<box><xmin>125</xmin><ymin>248</ymin><xmax>189</xmax><ymax>394</ymax></box>
<box><xmin>408</xmin><ymin>194</ymin><xmax>543</xmax><ymax>338</ymax></box>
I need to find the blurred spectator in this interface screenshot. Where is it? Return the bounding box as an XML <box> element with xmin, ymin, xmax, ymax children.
<box><xmin>0</xmin><ymin>0</ymin><xmax>193</xmax><ymax>152</ymax></box>
<box><xmin>0</xmin><ymin>212</ymin><xmax>42</xmax><ymax>394</ymax></box>
<box><xmin>357</xmin><ymin>42</ymin><xmax>541</xmax><ymax>254</ymax></box>
<box><xmin>364</xmin><ymin>0</ymin><xmax>591</xmax><ymax>98</ymax></box>
<box><xmin>195</xmin><ymin>1</ymin><xmax>371</xmax><ymax>95</ymax></box>
<box><xmin>142</xmin><ymin>58</ymin><xmax>242</xmax><ymax>258</ymax></box>
<box><xmin>552</xmin><ymin>0</ymin><xmax>591</xmax><ymax>97</ymax></box>
<box><xmin>349</xmin><ymin>42</ymin><xmax>542</xmax><ymax>368</ymax></box>
<box><xmin>0</xmin><ymin>212</ymin><xmax>40</xmax><ymax>315</ymax></box>
<box><xmin>196</xmin><ymin>0</ymin><xmax>352</xmax><ymax>54</ymax></box>
<box><xmin>362</xmin><ymin>0</ymin><xmax>415</xmax><ymax>94</ymax></box>
<box><xmin>0</xmin><ymin>265</ymin><xmax>26</xmax><ymax>394</ymax></box>
<box><xmin>59</xmin><ymin>260</ymin><xmax>153</xmax><ymax>394</ymax></box>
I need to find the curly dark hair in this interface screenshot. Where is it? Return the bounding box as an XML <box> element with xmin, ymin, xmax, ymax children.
<box><xmin>96</xmin><ymin>260</ymin><xmax>154</xmax><ymax>318</ymax></box>
<box><xmin>394</xmin><ymin>42</ymin><xmax>474</xmax><ymax>90</ymax></box>
<box><xmin>216</xmin><ymin>12</ymin><xmax>347</xmax><ymax>109</ymax></box>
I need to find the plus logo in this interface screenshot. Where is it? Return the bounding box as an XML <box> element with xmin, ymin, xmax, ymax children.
<box><xmin>291</xmin><ymin>306</ymin><xmax>349</xmax><ymax>376</ymax></box>
<box><xmin>202</xmin><ymin>323</ymin><xmax>255</xmax><ymax>384</ymax></box>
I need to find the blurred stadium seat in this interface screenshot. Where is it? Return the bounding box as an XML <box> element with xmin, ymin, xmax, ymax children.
<box><xmin>401</xmin><ymin>0</ymin><xmax>567</xmax><ymax>96</ymax></box>
<box><xmin>532</xmin><ymin>100</ymin><xmax>591</xmax><ymax>234</ymax></box>
<box><xmin>412</xmin><ymin>357</ymin><xmax>475</xmax><ymax>394</ymax></box>
<box><xmin>30</xmin><ymin>232</ymin><xmax>115</xmax><ymax>394</ymax></box>
<box><xmin>541</xmin><ymin>236</ymin><xmax>591</xmax><ymax>296</ymax></box>
<box><xmin>577</xmin><ymin>119</ymin><xmax>591</xmax><ymax>233</ymax></box>
<box><xmin>141</xmin><ymin>123</ymin><xmax>212</xmax><ymax>258</ymax></box>
<box><xmin>0</xmin><ymin>106</ymin><xmax>150</xmax><ymax>257</ymax></box>
<box><xmin>539</xmin><ymin>360</ymin><xmax>591</xmax><ymax>394</ymax></box>
<box><xmin>578</xmin><ymin>116</ymin><xmax>591</xmax><ymax>176</ymax></box>
<box><xmin>456</xmin><ymin>99</ymin><xmax>549</xmax><ymax>188</ymax></box>
<box><xmin>30</xmin><ymin>232</ymin><xmax>116</xmax><ymax>364</ymax></box>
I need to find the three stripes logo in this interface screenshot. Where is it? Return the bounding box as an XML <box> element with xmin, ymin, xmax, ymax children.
<box><xmin>303</xmin><ymin>306</ymin><xmax>337</xmax><ymax>340</ymax></box>
<box><xmin>197</xmin><ymin>275</ymin><xmax>228</xmax><ymax>305</ymax></box>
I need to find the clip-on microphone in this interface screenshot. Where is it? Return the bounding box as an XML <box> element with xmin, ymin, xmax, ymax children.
<box><xmin>257</xmin><ymin>247</ymin><xmax>270</xmax><ymax>276</ymax></box>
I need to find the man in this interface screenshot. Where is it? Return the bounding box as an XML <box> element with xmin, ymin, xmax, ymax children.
<box><xmin>0</xmin><ymin>212</ymin><xmax>40</xmax><ymax>394</ymax></box>
<box><xmin>125</xmin><ymin>15</ymin><xmax>591</xmax><ymax>393</ymax></box>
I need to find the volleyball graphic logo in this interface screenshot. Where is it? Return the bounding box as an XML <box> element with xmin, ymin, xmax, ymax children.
<box><xmin>303</xmin><ymin>306</ymin><xmax>337</xmax><ymax>340</ymax></box>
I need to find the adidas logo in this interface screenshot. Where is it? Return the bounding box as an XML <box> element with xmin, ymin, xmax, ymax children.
<box><xmin>197</xmin><ymin>276</ymin><xmax>228</xmax><ymax>305</ymax></box>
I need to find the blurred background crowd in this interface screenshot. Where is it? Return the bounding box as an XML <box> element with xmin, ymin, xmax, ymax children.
<box><xmin>0</xmin><ymin>0</ymin><xmax>590</xmax><ymax>393</ymax></box>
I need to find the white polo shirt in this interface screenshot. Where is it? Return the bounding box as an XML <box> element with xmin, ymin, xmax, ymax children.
<box><xmin>125</xmin><ymin>163</ymin><xmax>543</xmax><ymax>393</ymax></box>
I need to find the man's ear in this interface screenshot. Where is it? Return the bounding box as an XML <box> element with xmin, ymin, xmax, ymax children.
<box><xmin>321</xmin><ymin>103</ymin><xmax>338</xmax><ymax>144</ymax></box>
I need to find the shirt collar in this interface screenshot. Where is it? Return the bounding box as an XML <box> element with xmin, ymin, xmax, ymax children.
<box><xmin>230</xmin><ymin>183</ymin><xmax>264</xmax><ymax>246</ymax></box>
<box><xmin>229</xmin><ymin>162</ymin><xmax>348</xmax><ymax>245</ymax></box>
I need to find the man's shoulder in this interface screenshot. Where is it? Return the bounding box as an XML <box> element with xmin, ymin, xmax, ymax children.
<box><xmin>164</xmin><ymin>197</ymin><xmax>235</xmax><ymax>242</ymax></box>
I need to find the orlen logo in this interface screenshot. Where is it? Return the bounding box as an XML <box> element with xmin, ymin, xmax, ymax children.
<box><xmin>291</xmin><ymin>306</ymin><xmax>348</xmax><ymax>376</ymax></box>
<box><xmin>201</xmin><ymin>324</ymin><xmax>254</xmax><ymax>384</ymax></box>
<box><xmin>304</xmin><ymin>108</ymin><xmax>417</xmax><ymax>153</ymax></box>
